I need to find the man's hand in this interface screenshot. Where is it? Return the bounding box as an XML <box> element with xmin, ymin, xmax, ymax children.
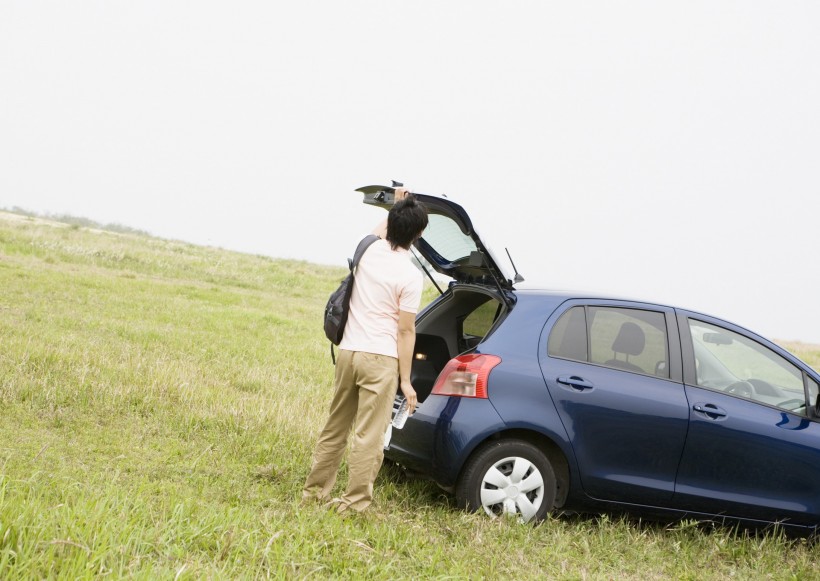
<box><xmin>394</xmin><ymin>187</ymin><xmax>409</xmax><ymax>202</ymax></box>
<box><xmin>400</xmin><ymin>379</ymin><xmax>418</xmax><ymax>415</ymax></box>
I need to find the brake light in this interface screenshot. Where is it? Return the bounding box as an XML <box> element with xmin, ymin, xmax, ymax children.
<box><xmin>431</xmin><ymin>354</ymin><xmax>502</xmax><ymax>399</ymax></box>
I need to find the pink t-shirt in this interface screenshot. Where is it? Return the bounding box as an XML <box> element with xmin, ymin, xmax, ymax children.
<box><xmin>339</xmin><ymin>238</ymin><xmax>423</xmax><ymax>359</ymax></box>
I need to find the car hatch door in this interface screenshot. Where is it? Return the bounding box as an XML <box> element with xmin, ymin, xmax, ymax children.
<box><xmin>356</xmin><ymin>184</ymin><xmax>519</xmax><ymax>296</ymax></box>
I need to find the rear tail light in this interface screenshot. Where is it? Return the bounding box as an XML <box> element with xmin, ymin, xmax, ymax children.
<box><xmin>431</xmin><ymin>354</ymin><xmax>502</xmax><ymax>399</ymax></box>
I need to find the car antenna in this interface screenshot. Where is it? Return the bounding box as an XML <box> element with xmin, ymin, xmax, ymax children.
<box><xmin>505</xmin><ymin>248</ymin><xmax>525</xmax><ymax>284</ymax></box>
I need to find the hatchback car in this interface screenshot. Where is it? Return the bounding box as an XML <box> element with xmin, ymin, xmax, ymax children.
<box><xmin>358</xmin><ymin>184</ymin><xmax>820</xmax><ymax>530</ymax></box>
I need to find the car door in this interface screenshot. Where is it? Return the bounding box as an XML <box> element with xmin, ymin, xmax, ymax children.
<box><xmin>539</xmin><ymin>301</ymin><xmax>689</xmax><ymax>505</ymax></box>
<box><xmin>672</xmin><ymin>313</ymin><xmax>820</xmax><ymax>525</ymax></box>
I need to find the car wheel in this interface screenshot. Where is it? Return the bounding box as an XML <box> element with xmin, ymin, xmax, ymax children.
<box><xmin>456</xmin><ymin>440</ymin><xmax>556</xmax><ymax>523</ymax></box>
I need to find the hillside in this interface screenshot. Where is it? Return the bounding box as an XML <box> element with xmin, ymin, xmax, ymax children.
<box><xmin>1</xmin><ymin>211</ymin><xmax>818</xmax><ymax>579</ymax></box>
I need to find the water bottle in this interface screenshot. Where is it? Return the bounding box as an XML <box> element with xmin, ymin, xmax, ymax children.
<box><xmin>392</xmin><ymin>397</ymin><xmax>410</xmax><ymax>429</ymax></box>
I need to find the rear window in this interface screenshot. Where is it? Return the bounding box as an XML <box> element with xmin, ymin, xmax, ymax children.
<box><xmin>421</xmin><ymin>214</ymin><xmax>477</xmax><ymax>262</ymax></box>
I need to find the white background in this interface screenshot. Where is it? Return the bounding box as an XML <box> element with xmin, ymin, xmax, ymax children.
<box><xmin>2</xmin><ymin>1</ymin><xmax>819</xmax><ymax>342</ymax></box>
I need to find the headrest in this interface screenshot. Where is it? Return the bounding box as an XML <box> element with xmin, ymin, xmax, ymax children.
<box><xmin>611</xmin><ymin>322</ymin><xmax>645</xmax><ymax>356</ymax></box>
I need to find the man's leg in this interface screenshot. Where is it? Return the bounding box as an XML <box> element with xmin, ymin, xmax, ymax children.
<box><xmin>302</xmin><ymin>349</ymin><xmax>358</xmax><ymax>502</ymax></box>
<box><xmin>338</xmin><ymin>352</ymin><xmax>398</xmax><ymax>512</ymax></box>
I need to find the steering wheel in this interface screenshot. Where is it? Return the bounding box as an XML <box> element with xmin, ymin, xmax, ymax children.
<box><xmin>746</xmin><ymin>378</ymin><xmax>777</xmax><ymax>396</ymax></box>
<box><xmin>725</xmin><ymin>380</ymin><xmax>755</xmax><ymax>398</ymax></box>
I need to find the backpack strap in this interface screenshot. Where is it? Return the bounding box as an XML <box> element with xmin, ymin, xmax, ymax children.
<box><xmin>329</xmin><ymin>234</ymin><xmax>380</xmax><ymax>364</ymax></box>
<box><xmin>349</xmin><ymin>234</ymin><xmax>380</xmax><ymax>273</ymax></box>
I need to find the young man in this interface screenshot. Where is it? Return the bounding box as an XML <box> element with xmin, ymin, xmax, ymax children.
<box><xmin>302</xmin><ymin>188</ymin><xmax>428</xmax><ymax>513</ymax></box>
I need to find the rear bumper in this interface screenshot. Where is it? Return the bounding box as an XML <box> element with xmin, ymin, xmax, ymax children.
<box><xmin>385</xmin><ymin>395</ymin><xmax>507</xmax><ymax>488</ymax></box>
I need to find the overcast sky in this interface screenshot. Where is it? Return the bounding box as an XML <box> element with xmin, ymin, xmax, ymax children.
<box><xmin>2</xmin><ymin>1</ymin><xmax>819</xmax><ymax>343</ymax></box>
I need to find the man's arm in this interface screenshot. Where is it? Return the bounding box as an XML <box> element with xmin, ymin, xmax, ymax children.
<box><xmin>371</xmin><ymin>219</ymin><xmax>388</xmax><ymax>239</ymax></box>
<box><xmin>397</xmin><ymin>309</ymin><xmax>418</xmax><ymax>414</ymax></box>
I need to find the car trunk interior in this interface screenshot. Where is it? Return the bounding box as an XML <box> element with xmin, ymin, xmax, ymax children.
<box><xmin>410</xmin><ymin>287</ymin><xmax>507</xmax><ymax>403</ymax></box>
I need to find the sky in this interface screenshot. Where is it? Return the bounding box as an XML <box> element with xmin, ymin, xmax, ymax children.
<box><xmin>1</xmin><ymin>1</ymin><xmax>819</xmax><ymax>343</ymax></box>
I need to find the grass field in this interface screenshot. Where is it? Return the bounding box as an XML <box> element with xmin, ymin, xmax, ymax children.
<box><xmin>2</xmin><ymin>211</ymin><xmax>820</xmax><ymax>579</ymax></box>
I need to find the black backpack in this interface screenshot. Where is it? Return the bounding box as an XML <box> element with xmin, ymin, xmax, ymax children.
<box><xmin>323</xmin><ymin>234</ymin><xmax>380</xmax><ymax>361</ymax></box>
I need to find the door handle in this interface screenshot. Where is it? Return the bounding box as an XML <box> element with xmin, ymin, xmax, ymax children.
<box><xmin>693</xmin><ymin>403</ymin><xmax>727</xmax><ymax>420</ymax></box>
<box><xmin>557</xmin><ymin>375</ymin><xmax>594</xmax><ymax>391</ymax></box>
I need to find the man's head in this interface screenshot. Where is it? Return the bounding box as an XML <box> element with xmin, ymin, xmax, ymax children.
<box><xmin>387</xmin><ymin>194</ymin><xmax>428</xmax><ymax>250</ymax></box>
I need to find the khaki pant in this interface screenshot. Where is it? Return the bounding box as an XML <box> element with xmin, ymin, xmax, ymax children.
<box><xmin>303</xmin><ymin>350</ymin><xmax>398</xmax><ymax>512</ymax></box>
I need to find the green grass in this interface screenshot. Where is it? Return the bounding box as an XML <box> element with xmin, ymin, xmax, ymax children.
<box><xmin>2</xmin><ymin>210</ymin><xmax>820</xmax><ymax>579</ymax></box>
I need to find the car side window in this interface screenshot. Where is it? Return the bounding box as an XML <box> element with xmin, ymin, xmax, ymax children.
<box><xmin>688</xmin><ymin>320</ymin><xmax>806</xmax><ymax>414</ymax></box>
<box><xmin>548</xmin><ymin>306</ymin><xmax>587</xmax><ymax>362</ymax></box>
<box><xmin>462</xmin><ymin>299</ymin><xmax>501</xmax><ymax>342</ymax></box>
<box><xmin>548</xmin><ymin>306</ymin><xmax>669</xmax><ymax>378</ymax></box>
<box><xmin>588</xmin><ymin>307</ymin><xmax>669</xmax><ymax>378</ymax></box>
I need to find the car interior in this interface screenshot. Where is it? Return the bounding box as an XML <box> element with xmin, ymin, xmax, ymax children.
<box><xmin>692</xmin><ymin>336</ymin><xmax>808</xmax><ymax>414</ymax></box>
<box><xmin>409</xmin><ymin>289</ymin><xmax>505</xmax><ymax>403</ymax></box>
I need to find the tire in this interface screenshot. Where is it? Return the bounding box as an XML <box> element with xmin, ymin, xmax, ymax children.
<box><xmin>456</xmin><ymin>440</ymin><xmax>556</xmax><ymax>523</ymax></box>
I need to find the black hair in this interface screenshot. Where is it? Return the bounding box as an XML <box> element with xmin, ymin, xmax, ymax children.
<box><xmin>386</xmin><ymin>194</ymin><xmax>428</xmax><ymax>250</ymax></box>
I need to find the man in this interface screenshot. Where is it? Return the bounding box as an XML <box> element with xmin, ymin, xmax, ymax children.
<box><xmin>303</xmin><ymin>188</ymin><xmax>428</xmax><ymax>513</ymax></box>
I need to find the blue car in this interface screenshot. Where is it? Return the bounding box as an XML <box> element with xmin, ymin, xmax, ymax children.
<box><xmin>359</xmin><ymin>184</ymin><xmax>820</xmax><ymax>529</ymax></box>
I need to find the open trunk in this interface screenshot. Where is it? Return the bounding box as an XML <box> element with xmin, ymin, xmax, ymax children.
<box><xmin>354</xmin><ymin>183</ymin><xmax>519</xmax><ymax>406</ymax></box>
<box><xmin>409</xmin><ymin>286</ymin><xmax>509</xmax><ymax>403</ymax></box>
